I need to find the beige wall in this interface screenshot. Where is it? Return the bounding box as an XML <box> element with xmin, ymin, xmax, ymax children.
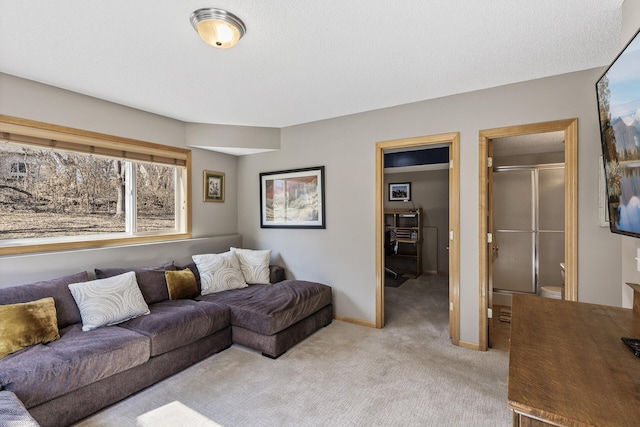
<box><xmin>238</xmin><ymin>68</ymin><xmax>622</xmax><ymax>344</ymax></box>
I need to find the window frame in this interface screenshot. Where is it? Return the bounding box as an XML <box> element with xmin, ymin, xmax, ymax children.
<box><xmin>0</xmin><ymin>115</ymin><xmax>192</xmax><ymax>255</ymax></box>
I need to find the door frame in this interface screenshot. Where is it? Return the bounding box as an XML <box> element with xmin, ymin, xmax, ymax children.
<box><xmin>375</xmin><ymin>132</ymin><xmax>460</xmax><ymax>345</ymax></box>
<box><xmin>478</xmin><ymin>119</ymin><xmax>578</xmax><ymax>350</ymax></box>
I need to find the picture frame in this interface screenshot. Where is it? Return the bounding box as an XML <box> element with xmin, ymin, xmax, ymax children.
<box><xmin>203</xmin><ymin>170</ymin><xmax>224</xmax><ymax>202</ymax></box>
<box><xmin>260</xmin><ymin>166</ymin><xmax>325</xmax><ymax>229</ymax></box>
<box><xmin>389</xmin><ymin>182</ymin><xmax>411</xmax><ymax>201</ymax></box>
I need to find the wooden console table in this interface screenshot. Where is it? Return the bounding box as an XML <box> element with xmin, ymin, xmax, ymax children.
<box><xmin>508</xmin><ymin>293</ymin><xmax>640</xmax><ymax>426</ymax></box>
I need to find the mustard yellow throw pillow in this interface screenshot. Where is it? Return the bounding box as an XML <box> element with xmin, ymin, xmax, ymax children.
<box><xmin>0</xmin><ymin>297</ymin><xmax>60</xmax><ymax>359</ymax></box>
<box><xmin>165</xmin><ymin>268</ymin><xmax>199</xmax><ymax>300</ymax></box>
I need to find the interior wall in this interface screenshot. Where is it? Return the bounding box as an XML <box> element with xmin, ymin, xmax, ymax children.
<box><xmin>0</xmin><ymin>235</ymin><xmax>242</xmax><ymax>287</ymax></box>
<box><xmin>238</xmin><ymin>67</ymin><xmax>622</xmax><ymax>344</ymax></box>
<box><xmin>384</xmin><ymin>169</ymin><xmax>449</xmax><ymax>274</ymax></box>
<box><xmin>0</xmin><ymin>73</ymin><xmax>242</xmax><ymax>288</ymax></box>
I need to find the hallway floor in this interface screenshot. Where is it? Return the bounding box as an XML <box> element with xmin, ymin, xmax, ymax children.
<box><xmin>385</xmin><ymin>273</ymin><xmax>512</xmax><ymax>352</ymax></box>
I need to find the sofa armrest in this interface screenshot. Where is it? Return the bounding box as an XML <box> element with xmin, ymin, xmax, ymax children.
<box><xmin>269</xmin><ymin>265</ymin><xmax>285</xmax><ymax>284</ymax></box>
<box><xmin>0</xmin><ymin>391</ymin><xmax>40</xmax><ymax>426</ymax></box>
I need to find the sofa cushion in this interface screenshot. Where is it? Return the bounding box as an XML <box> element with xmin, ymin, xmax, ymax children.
<box><xmin>175</xmin><ymin>262</ymin><xmax>202</xmax><ymax>293</ymax></box>
<box><xmin>0</xmin><ymin>272</ymin><xmax>89</xmax><ymax>329</ymax></box>
<box><xmin>0</xmin><ymin>324</ymin><xmax>149</xmax><ymax>409</ymax></box>
<box><xmin>231</xmin><ymin>248</ymin><xmax>271</xmax><ymax>284</ymax></box>
<box><xmin>165</xmin><ymin>268</ymin><xmax>198</xmax><ymax>300</ymax></box>
<box><xmin>197</xmin><ymin>280</ymin><xmax>332</xmax><ymax>336</ymax></box>
<box><xmin>0</xmin><ymin>390</ymin><xmax>39</xmax><ymax>427</ymax></box>
<box><xmin>192</xmin><ymin>252</ymin><xmax>247</xmax><ymax>295</ymax></box>
<box><xmin>269</xmin><ymin>265</ymin><xmax>286</xmax><ymax>284</ymax></box>
<box><xmin>68</xmin><ymin>271</ymin><xmax>150</xmax><ymax>331</ymax></box>
<box><xmin>119</xmin><ymin>300</ymin><xmax>229</xmax><ymax>357</ymax></box>
<box><xmin>0</xmin><ymin>297</ymin><xmax>59</xmax><ymax>359</ymax></box>
<box><xmin>95</xmin><ymin>262</ymin><xmax>175</xmax><ymax>304</ymax></box>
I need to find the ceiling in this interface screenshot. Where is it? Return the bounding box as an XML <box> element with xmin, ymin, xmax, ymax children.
<box><xmin>0</xmin><ymin>1</ymin><xmax>625</xmax><ymax>128</ymax></box>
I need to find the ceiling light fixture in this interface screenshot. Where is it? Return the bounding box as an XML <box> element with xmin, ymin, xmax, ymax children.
<box><xmin>190</xmin><ymin>8</ymin><xmax>246</xmax><ymax>49</ymax></box>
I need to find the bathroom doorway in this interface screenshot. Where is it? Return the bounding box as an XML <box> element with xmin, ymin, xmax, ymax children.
<box><xmin>375</xmin><ymin>132</ymin><xmax>460</xmax><ymax>344</ymax></box>
<box><xmin>491</xmin><ymin>156</ymin><xmax>565</xmax><ymax>298</ymax></box>
<box><xmin>478</xmin><ymin>119</ymin><xmax>578</xmax><ymax>350</ymax></box>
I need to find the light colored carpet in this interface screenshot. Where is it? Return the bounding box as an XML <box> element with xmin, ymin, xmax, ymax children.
<box><xmin>73</xmin><ymin>275</ymin><xmax>511</xmax><ymax>426</ymax></box>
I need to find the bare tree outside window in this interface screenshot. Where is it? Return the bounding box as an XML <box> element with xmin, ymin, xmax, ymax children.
<box><xmin>0</xmin><ymin>144</ymin><xmax>178</xmax><ymax>240</ymax></box>
<box><xmin>136</xmin><ymin>162</ymin><xmax>176</xmax><ymax>231</ymax></box>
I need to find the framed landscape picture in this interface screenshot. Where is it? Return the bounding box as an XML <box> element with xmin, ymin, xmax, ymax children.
<box><xmin>259</xmin><ymin>166</ymin><xmax>325</xmax><ymax>229</ymax></box>
<box><xmin>389</xmin><ymin>182</ymin><xmax>411</xmax><ymax>201</ymax></box>
<box><xmin>203</xmin><ymin>170</ymin><xmax>224</xmax><ymax>202</ymax></box>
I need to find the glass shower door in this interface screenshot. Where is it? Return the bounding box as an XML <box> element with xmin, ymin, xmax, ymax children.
<box><xmin>492</xmin><ymin>166</ymin><xmax>565</xmax><ymax>295</ymax></box>
<box><xmin>492</xmin><ymin>169</ymin><xmax>536</xmax><ymax>294</ymax></box>
<box><xmin>538</xmin><ymin>167</ymin><xmax>565</xmax><ymax>288</ymax></box>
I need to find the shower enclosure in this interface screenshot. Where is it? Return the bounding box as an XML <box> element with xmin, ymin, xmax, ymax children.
<box><xmin>492</xmin><ymin>165</ymin><xmax>564</xmax><ymax>295</ymax></box>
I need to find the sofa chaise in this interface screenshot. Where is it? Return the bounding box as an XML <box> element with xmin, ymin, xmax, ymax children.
<box><xmin>0</xmin><ymin>257</ymin><xmax>332</xmax><ymax>427</ymax></box>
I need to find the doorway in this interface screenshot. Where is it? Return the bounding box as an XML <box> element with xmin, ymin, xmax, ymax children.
<box><xmin>492</xmin><ymin>162</ymin><xmax>565</xmax><ymax>297</ymax></box>
<box><xmin>478</xmin><ymin>119</ymin><xmax>578</xmax><ymax>350</ymax></box>
<box><xmin>375</xmin><ymin>133</ymin><xmax>460</xmax><ymax>345</ymax></box>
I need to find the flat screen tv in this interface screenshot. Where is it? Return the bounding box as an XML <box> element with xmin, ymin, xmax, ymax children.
<box><xmin>597</xmin><ymin>28</ymin><xmax>640</xmax><ymax>238</ymax></box>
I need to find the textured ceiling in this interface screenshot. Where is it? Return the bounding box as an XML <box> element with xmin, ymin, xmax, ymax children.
<box><xmin>0</xmin><ymin>0</ymin><xmax>625</xmax><ymax>128</ymax></box>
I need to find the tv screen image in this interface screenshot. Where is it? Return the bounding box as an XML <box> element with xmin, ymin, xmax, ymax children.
<box><xmin>597</xmin><ymin>28</ymin><xmax>640</xmax><ymax>237</ymax></box>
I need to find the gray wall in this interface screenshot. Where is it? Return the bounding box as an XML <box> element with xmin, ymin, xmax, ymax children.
<box><xmin>0</xmin><ymin>236</ymin><xmax>242</xmax><ymax>287</ymax></box>
<box><xmin>238</xmin><ymin>68</ymin><xmax>622</xmax><ymax>344</ymax></box>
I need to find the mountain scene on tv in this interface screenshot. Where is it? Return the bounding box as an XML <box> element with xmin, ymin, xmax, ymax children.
<box><xmin>598</xmin><ymin>31</ymin><xmax>640</xmax><ymax>234</ymax></box>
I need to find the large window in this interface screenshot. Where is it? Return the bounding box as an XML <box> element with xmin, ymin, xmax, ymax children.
<box><xmin>0</xmin><ymin>115</ymin><xmax>191</xmax><ymax>255</ymax></box>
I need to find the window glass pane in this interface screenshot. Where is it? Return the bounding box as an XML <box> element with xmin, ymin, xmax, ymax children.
<box><xmin>0</xmin><ymin>144</ymin><xmax>126</xmax><ymax>239</ymax></box>
<box><xmin>136</xmin><ymin>162</ymin><xmax>176</xmax><ymax>232</ymax></box>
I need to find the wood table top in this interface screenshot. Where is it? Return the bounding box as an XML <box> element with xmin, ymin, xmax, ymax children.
<box><xmin>508</xmin><ymin>294</ymin><xmax>640</xmax><ymax>426</ymax></box>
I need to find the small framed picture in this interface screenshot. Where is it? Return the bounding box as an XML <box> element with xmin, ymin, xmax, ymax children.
<box><xmin>389</xmin><ymin>182</ymin><xmax>411</xmax><ymax>202</ymax></box>
<box><xmin>203</xmin><ymin>170</ymin><xmax>224</xmax><ymax>202</ymax></box>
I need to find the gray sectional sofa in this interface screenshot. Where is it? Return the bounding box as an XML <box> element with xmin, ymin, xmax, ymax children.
<box><xmin>0</xmin><ymin>261</ymin><xmax>332</xmax><ymax>427</ymax></box>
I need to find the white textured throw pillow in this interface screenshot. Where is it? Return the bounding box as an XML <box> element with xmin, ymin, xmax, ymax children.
<box><xmin>68</xmin><ymin>271</ymin><xmax>150</xmax><ymax>331</ymax></box>
<box><xmin>231</xmin><ymin>247</ymin><xmax>272</xmax><ymax>284</ymax></box>
<box><xmin>192</xmin><ymin>251</ymin><xmax>248</xmax><ymax>295</ymax></box>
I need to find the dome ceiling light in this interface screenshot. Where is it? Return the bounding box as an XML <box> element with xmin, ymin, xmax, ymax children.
<box><xmin>190</xmin><ymin>8</ymin><xmax>246</xmax><ymax>49</ymax></box>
